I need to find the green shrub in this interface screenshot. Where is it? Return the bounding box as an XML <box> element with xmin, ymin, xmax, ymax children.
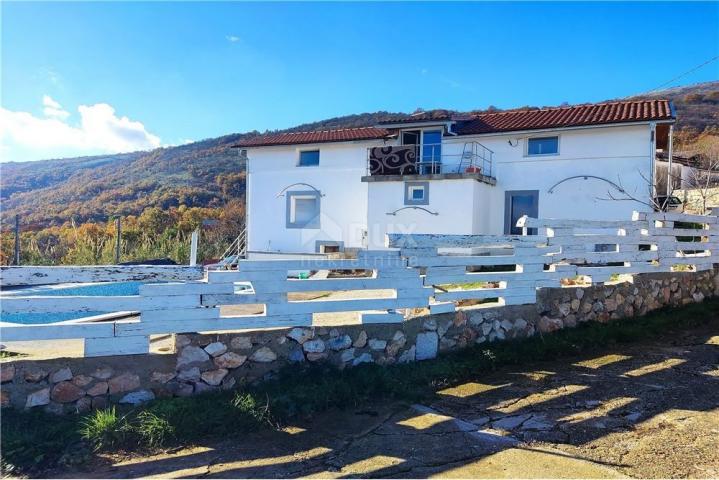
<box><xmin>79</xmin><ymin>407</ymin><xmax>129</xmax><ymax>451</ymax></box>
<box><xmin>135</xmin><ymin>411</ymin><xmax>174</xmax><ymax>448</ymax></box>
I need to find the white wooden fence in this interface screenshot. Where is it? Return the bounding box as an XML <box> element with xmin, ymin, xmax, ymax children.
<box><xmin>1</xmin><ymin>211</ymin><xmax>717</xmax><ymax>357</ymax></box>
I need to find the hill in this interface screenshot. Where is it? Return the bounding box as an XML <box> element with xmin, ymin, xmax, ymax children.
<box><xmin>1</xmin><ymin>81</ymin><xmax>717</xmax><ymax>230</ymax></box>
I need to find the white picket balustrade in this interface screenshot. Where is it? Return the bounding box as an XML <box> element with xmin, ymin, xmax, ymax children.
<box><xmin>1</xmin><ymin>212</ymin><xmax>718</xmax><ymax>357</ymax></box>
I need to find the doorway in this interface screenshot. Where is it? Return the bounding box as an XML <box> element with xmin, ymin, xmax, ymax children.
<box><xmin>504</xmin><ymin>190</ymin><xmax>539</xmax><ymax>235</ymax></box>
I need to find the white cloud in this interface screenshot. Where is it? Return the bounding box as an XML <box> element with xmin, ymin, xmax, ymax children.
<box><xmin>0</xmin><ymin>96</ymin><xmax>161</xmax><ymax>161</ymax></box>
<box><xmin>226</xmin><ymin>35</ymin><xmax>241</xmax><ymax>43</ymax></box>
<box><xmin>42</xmin><ymin>95</ymin><xmax>70</xmax><ymax>120</ymax></box>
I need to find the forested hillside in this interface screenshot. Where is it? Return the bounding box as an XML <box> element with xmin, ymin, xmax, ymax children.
<box><xmin>1</xmin><ymin>81</ymin><xmax>716</xmax><ymax>265</ymax></box>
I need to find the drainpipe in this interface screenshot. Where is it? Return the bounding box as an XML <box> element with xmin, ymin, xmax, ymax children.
<box><xmin>666</xmin><ymin>125</ymin><xmax>674</xmax><ymax>197</ymax></box>
<box><xmin>649</xmin><ymin>122</ymin><xmax>657</xmax><ymax>201</ymax></box>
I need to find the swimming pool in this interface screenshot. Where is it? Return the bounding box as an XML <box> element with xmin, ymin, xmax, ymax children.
<box><xmin>1</xmin><ymin>281</ymin><xmax>144</xmax><ymax>325</ymax></box>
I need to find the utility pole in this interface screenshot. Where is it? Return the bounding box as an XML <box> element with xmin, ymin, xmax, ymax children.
<box><xmin>666</xmin><ymin>125</ymin><xmax>674</xmax><ymax>197</ymax></box>
<box><xmin>13</xmin><ymin>214</ymin><xmax>20</xmax><ymax>266</ymax></box>
<box><xmin>190</xmin><ymin>229</ymin><xmax>199</xmax><ymax>266</ymax></box>
<box><xmin>114</xmin><ymin>217</ymin><xmax>121</xmax><ymax>264</ymax></box>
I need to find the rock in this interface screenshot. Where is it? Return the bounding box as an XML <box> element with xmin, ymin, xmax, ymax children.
<box><xmin>287</xmin><ymin>328</ymin><xmax>314</xmax><ymax>344</ymax></box>
<box><xmin>221</xmin><ymin>376</ymin><xmax>237</xmax><ymax>391</ymax></box>
<box><xmin>306</xmin><ymin>352</ymin><xmax>328</xmax><ymax>362</ymax></box>
<box><xmin>475</xmin><ymin>336</ymin><xmax>487</xmax><ymax>344</ymax></box>
<box><xmin>120</xmin><ymin>390</ymin><xmax>155</xmax><ymax>405</ymax></box>
<box><xmin>288</xmin><ymin>347</ymin><xmax>305</xmax><ymax>363</ymax></box>
<box><xmin>340</xmin><ymin>348</ymin><xmax>356</xmax><ymax>363</ymax></box>
<box><xmin>521</xmin><ymin>416</ymin><xmax>555</xmax><ymax>431</ymax></box>
<box><xmin>51</xmin><ymin>381</ymin><xmax>85</xmax><ymax>403</ymax></box>
<box><xmin>1</xmin><ymin>391</ymin><xmax>9</xmax><ymax>408</ymax></box>
<box><xmin>302</xmin><ymin>339</ymin><xmax>326</xmax><ymax>353</ymax></box>
<box><xmin>108</xmin><ymin>373</ymin><xmax>140</xmax><ymax>394</ymax></box>
<box><xmin>193</xmin><ymin>382</ymin><xmax>217</xmax><ymax>395</ymax></box>
<box><xmin>470</xmin><ymin>416</ymin><xmax>491</xmax><ymax>427</ymax></box>
<box><xmin>368</xmin><ymin>339</ymin><xmax>387</xmax><ymax>350</ymax></box>
<box><xmin>500</xmin><ymin>319</ymin><xmax>513</xmax><ymax>331</ymax></box>
<box><xmin>605</xmin><ymin>299</ymin><xmax>617</xmax><ymax>312</ymax></box>
<box><xmin>437</xmin><ymin>320</ymin><xmax>451</xmax><ymax>338</ymax></box>
<box><xmin>92</xmin><ymin>397</ymin><xmax>107</xmax><ymax>410</ymax></box>
<box><xmin>353</xmin><ymin>331</ymin><xmax>368</xmax><ymax>348</ymax></box>
<box><xmin>150</xmin><ymin>372</ymin><xmax>176</xmax><ymax>384</ymax></box>
<box><xmin>423</xmin><ymin>319</ymin><xmax>438</xmax><ymax>331</ymax></box>
<box><xmin>91</xmin><ymin>366</ymin><xmax>114</xmax><ymax>380</ymax></box>
<box><xmin>397</xmin><ymin>345</ymin><xmax>416</xmax><ymax>364</ymax></box>
<box><xmin>481</xmin><ymin>322</ymin><xmax>493</xmax><ymax>336</ymax></box>
<box><xmin>1</xmin><ymin>364</ymin><xmax>15</xmax><ymax>383</ymax></box>
<box><xmin>454</xmin><ymin>310</ymin><xmax>467</xmax><ymax>327</ymax></box>
<box><xmin>592</xmin><ymin>301</ymin><xmax>604</xmax><ymax>313</ymax></box>
<box><xmin>72</xmin><ymin>375</ymin><xmax>93</xmax><ymax>387</ymax></box>
<box><xmin>49</xmin><ymin>367</ymin><xmax>72</xmax><ymax>383</ymax></box>
<box><xmin>327</xmin><ymin>334</ymin><xmax>352</xmax><ymax>351</ymax></box>
<box><xmin>492</xmin><ymin>414</ymin><xmax>532</xmax><ymax>430</ymax></box>
<box><xmin>214</xmin><ymin>352</ymin><xmax>247</xmax><ymax>369</ymax></box>
<box><xmin>177</xmin><ymin>367</ymin><xmax>201</xmax><ymax>382</ymax></box>
<box><xmin>200</xmin><ymin>369</ymin><xmax>229</xmax><ymax>386</ymax></box>
<box><xmin>230</xmin><ymin>336</ymin><xmax>253</xmax><ymax>350</ymax></box>
<box><xmin>352</xmin><ymin>353</ymin><xmax>373</xmax><ymax>366</ymax></box>
<box><xmin>86</xmin><ymin>382</ymin><xmax>108</xmax><ymax>397</ymax></box>
<box><xmin>250</xmin><ymin>347</ymin><xmax>277</xmax><ymax>363</ymax></box>
<box><xmin>329</xmin><ymin>328</ymin><xmax>340</xmax><ymax>338</ymax></box>
<box><xmin>514</xmin><ymin>318</ymin><xmax>528</xmax><ymax>331</ymax></box>
<box><xmin>440</xmin><ymin>337</ymin><xmax>457</xmax><ymax>350</ymax></box>
<box><xmin>386</xmin><ymin>331</ymin><xmax>407</xmax><ymax>357</ymax></box>
<box><xmin>693</xmin><ymin>292</ymin><xmax>705</xmax><ymax>303</ymax></box>
<box><xmin>25</xmin><ymin>387</ymin><xmax>51</xmax><ymax>408</ymax></box>
<box><xmin>576</xmin><ymin>288</ymin><xmax>585</xmax><ymax>300</ymax></box>
<box><xmin>177</xmin><ymin>346</ymin><xmax>210</xmax><ymax>367</ymax></box>
<box><xmin>564</xmin><ymin>315</ymin><xmax>577</xmax><ymax>328</ymax></box>
<box><xmin>538</xmin><ymin>316</ymin><xmax>563</xmax><ymax>333</ymax></box>
<box><xmin>416</xmin><ymin>332</ymin><xmax>438</xmax><ymax>360</ymax></box>
<box><xmin>23</xmin><ymin>369</ymin><xmax>48</xmax><ymax>383</ymax></box>
<box><xmin>570</xmin><ymin>299</ymin><xmax>581</xmax><ymax>311</ymax></box>
<box><xmin>468</xmin><ymin>312</ymin><xmax>484</xmax><ymax>327</ymax></box>
<box><xmin>168</xmin><ymin>381</ymin><xmax>194</xmax><ymax>397</ymax></box>
<box><xmin>75</xmin><ymin>396</ymin><xmax>92</xmax><ymax>413</ymax></box>
<box><xmin>558</xmin><ymin>303</ymin><xmax>571</xmax><ymax>317</ymax></box>
<box><xmin>204</xmin><ymin>342</ymin><xmax>227</xmax><ymax>357</ymax></box>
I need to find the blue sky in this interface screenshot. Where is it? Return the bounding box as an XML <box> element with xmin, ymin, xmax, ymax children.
<box><xmin>2</xmin><ymin>1</ymin><xmax>718</xmax><ymax>162</ymax></box>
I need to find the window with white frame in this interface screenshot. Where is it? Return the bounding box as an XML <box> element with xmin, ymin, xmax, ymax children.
<box><xmin>404</xmin><ymin>181</ymin><xmax>429</xmax><ymax>205</ymax></box>
<box><xmin>298</xmin><ymin>150</ymin><xmax>320</xmax><ymax>166</ymax></box>
<box><xmin>527</xmin><ymin>136</ymin><xmax>559</xmax><ymax>156</ymax></box>
<box><xmin>286</xmin><ymin>191</ymin><xmax>321</xmax><ymax>229</ymax></box>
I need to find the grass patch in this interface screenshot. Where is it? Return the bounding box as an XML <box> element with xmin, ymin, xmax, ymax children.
<box><xmin>3</xmin><ymin>298</ymin><xmax>719</xmax><ymax>475</ymax></box>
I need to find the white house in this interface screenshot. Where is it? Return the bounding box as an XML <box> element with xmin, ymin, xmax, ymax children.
<box><xmin>235</xmin><ymin>99</ymin><xmax>675</xmax><ymax>257</ymax></box>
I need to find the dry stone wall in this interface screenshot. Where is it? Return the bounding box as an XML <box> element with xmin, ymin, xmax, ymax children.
<box><xmin>2</xmin><ymin>270</ymin><xmax>717</xmax><ymax>414</ymax></box>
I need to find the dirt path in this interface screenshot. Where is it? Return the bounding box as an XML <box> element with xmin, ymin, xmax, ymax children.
<box><xmin>58</xmin><ymin>322</ymin><xmax>718</xmax><ymax>479</ymax></box>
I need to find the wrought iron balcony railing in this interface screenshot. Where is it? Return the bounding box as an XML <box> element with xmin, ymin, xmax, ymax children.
<box><xmin>367</xmin><ymin>142</ymin><xmax>494</xmax><ymax>178</ymax></box>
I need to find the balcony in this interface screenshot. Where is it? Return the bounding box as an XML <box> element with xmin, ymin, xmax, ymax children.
<box><xmin>365</xmin><ymin>142</ymin><xmax>494</xmax><ymax>183</ymax></box>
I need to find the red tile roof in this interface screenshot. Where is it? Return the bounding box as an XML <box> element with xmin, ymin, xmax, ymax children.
<box><xmin>456</xmin><ymin>100</ymin><xmax>673</xmax><ymax>135</ymax></box>
<box><xmin>234</xmin><ymin>100</ymin><xmax>674</xmax><ymax>148</ymax></box>
<box><xmin>234</xmin><ymin>127</ymin><xmax>391</xmax><ymax>147</ymax></box>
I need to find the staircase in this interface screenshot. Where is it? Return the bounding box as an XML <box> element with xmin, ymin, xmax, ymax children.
<box><xmin>217</xmin><ymin>228</ymin><xmax>247</xmax><ymax>269</ymax></box>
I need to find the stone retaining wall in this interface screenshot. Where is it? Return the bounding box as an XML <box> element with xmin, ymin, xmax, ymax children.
<box><xmin>2</xmin><ymin>270</ymin><xmax>717</xmax><ymax>414</ymax></box>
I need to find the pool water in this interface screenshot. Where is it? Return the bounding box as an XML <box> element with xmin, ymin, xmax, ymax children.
<box><xmin>1</xmin><ymin>281</ymin><xmax>144</xmax><ymax>325</ymax></box>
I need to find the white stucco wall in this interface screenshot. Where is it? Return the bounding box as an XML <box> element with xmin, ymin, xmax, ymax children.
<box><xmin>245</xmin><ymin>123</ymin><xmax>658</xmax><ymax>254</ymax></box>
<box><xmin>246</xmin><ymin>141</ymin><xmax>375</xmax><ymax>254</ymax></box>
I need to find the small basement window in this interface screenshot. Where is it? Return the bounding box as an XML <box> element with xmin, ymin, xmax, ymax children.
<box><xmin>404</xmin><ymin>181</ymin><xmax>429</xmax><ymax>205</ymax></box>
<box><xmin>298</xmin><ymin>150</ymin><xmax>320</xmax><ymax>166</ymax></box>
<box><xmin>527</xmin><ymin>136</ymin><xmax>559</xmax><ymax>156</ymax></box>
<box><xmin>286</xmin><ymin>191</ymin><xmax>321</xmax><ymax>229</ymax></box>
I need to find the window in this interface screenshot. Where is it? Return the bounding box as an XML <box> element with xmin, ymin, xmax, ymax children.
<box><xmin>404</xmin><ymin>181</ymin><xmax>429</xmax><ymax>206</ymax></box>
<box><xmin>286</xmin><ymin>191</ymin><xmax>321</xmax><ymax>229</ymax></box>
<box><xmin>298</xmin><ymin>150</ymin><xmax>320</xmax><ymax>166</ymax></box>
<box><xmin>527</xmin><ymin>136</ymin><xmax>559</xmax><ymax>156</ymax></box>
<box><xmin>315</xmin><ymin>241</ymin><xmax>344</xmax><ymax>253</ymax></box>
